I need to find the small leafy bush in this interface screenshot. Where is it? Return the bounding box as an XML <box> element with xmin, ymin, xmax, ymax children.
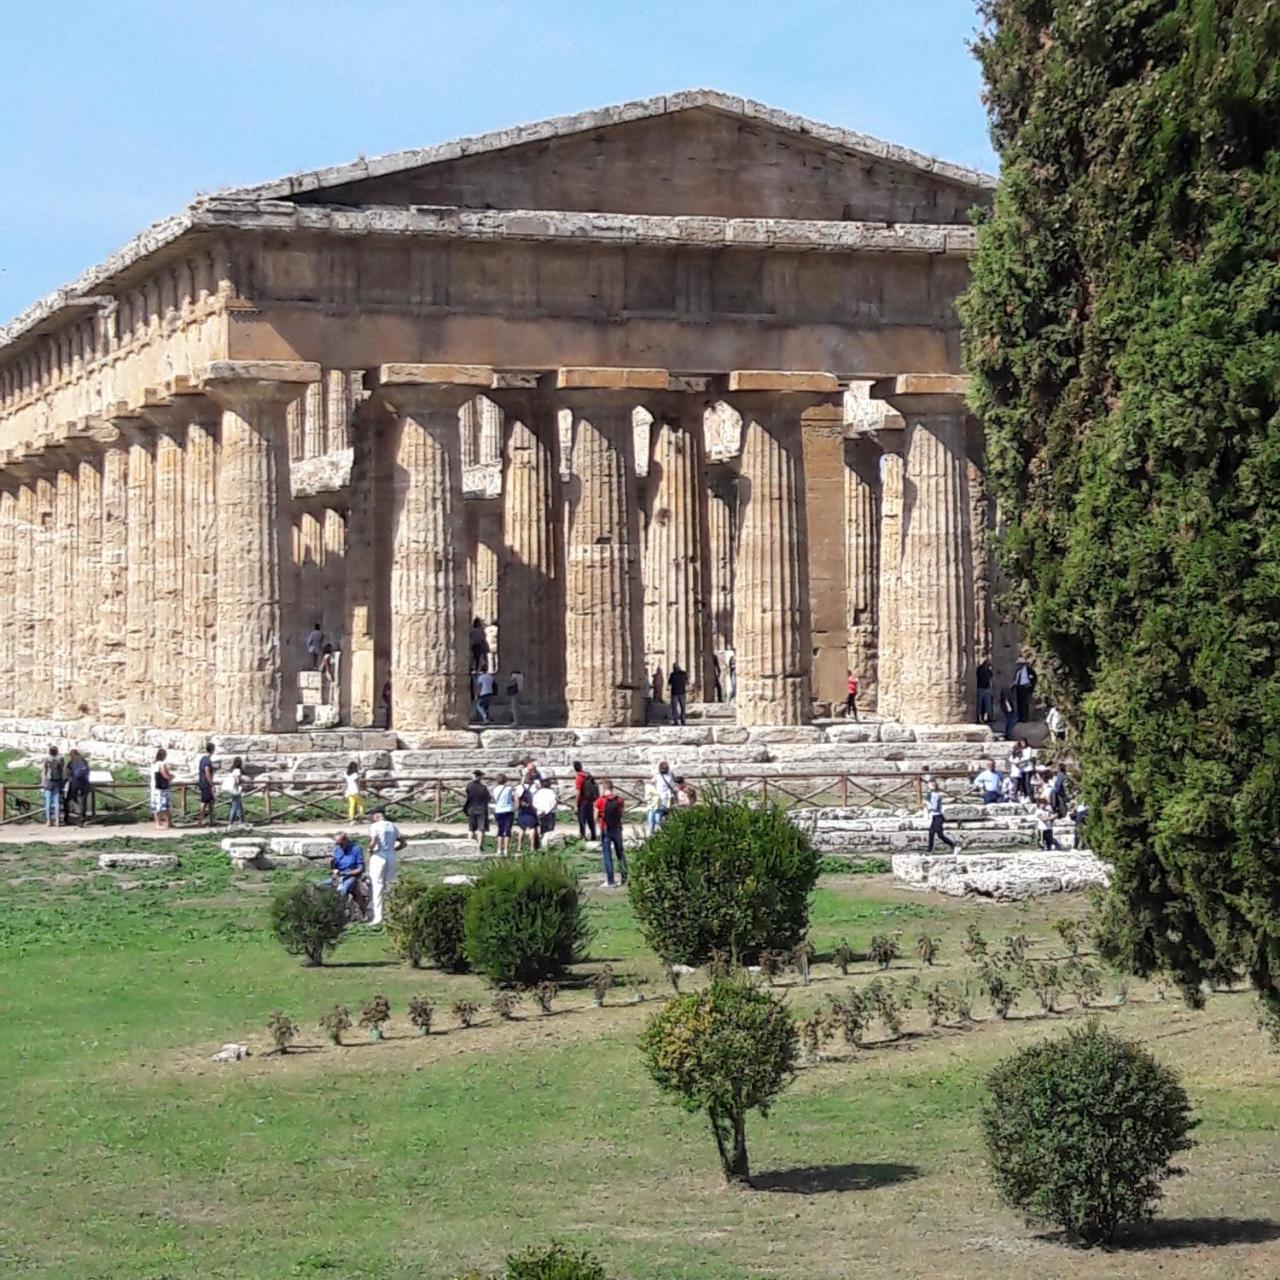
<box><xmin>464</xmin><ymin>855</ymin><xmax>592</xmax><ymax>985</ymax></box>
<box><xmin>757</xmin><ymin>948</ymin><xmax>783</xmax><ymax>986</ymax></box>
<box><xmin>629</xmin><ymin>796</ymin><xmax>821</xmax><ymax>965</ymax></box>
<box><xmin>534</xmin><ymin>980</ymin><xmax>558</xmax><ymax>1015</ymax></box>
<box><xmin>407</xmin><ymin>996</ymin><xmax>435</xmax><ymax>1035</ymax></box>
<box><xmin>492</xmin><ymin>989</ymin><xmax>521</xmax><ymax>1021</ymax></box>
<box><xmin>827</xmin><ymin>990</ymin><xmax>870</xmax><ymax>1049</ymax></box>
<box><xmin>1070</xmin><ymin>963</ymin><xmax>1103</xmax><ymax>1008</ymax></box>
<box><xmin>319</xmin><ymin>1005</ymin><xmax>352</xmax><ymax>1045</ymax></box>
<box><xmin>790</xmin><ymin>941</ymin><xmax>814</xmax><ymax>986</ymax></box>
<box><xmin>504</xmin><ymin>1243</ymin><xmax>609</xmax><ymax>1280</ymax></box>
<box><xmin>266</xmin><ymin>1010</ymin><xmax>297</xmax><ymax>1053</ymax></box>
<box><xmin>268</xmin><ymin>879</ymin><xmax>347</xmax><ymax>967</ymax></box>
<box><xmin>591</xmin><ymin>964</ymin><xmax>614</xmax><ymax>1007</ymax></box>
<box><xmin>453</xmin><ymin>999</ymin><xmax>480</xmax><ymax>1029</ymax></box>
<box><xmin>1028</xmin><ymin>962</ymin><xmax>1061</xmax><ymax>1014</ymax></box>
<box><xmin>386</xmin><ymin>875</ymin><xmax>473</xmax><ymax>972</ymax></box>
<box><xmin>915</xmin><ymin>933</ymin><xmax>940</xmax><ymax>966</ymax></box>
<box><xmin>1053</xmin><ymin>917</ymin><xmax>1082</xmax><ymax>957</ymax></box>
<box><xmin>961</xmin><ymin>923</ymin><xmax>987</xmax><ymax>959</ymax></box>
<box><xmin>833</xmin><ymin>939</ymin><xmax>854</xmax><ymax>975</ymax></box>
<box><xmin>865</xmin><ymin>978</ymin><xmax>904</xmax><ymax>1039</ymax></box>
<box><xmin>982</xmin><ymin>962</ymin><xmax>1022</xmax><ymax>1019</ymax></box>
<box><xmin>361</xmin><ymin>994</ymin><xmax>391</xmax><ymax>1036</ymax></box>
<box><xmin>642</xmin><ymin>977</ymin><xmax>797</xmax><ymax>1183</ymax></box>
<box><xmin>868</xmin><ymin>934</ymin><xmax>899</xmax><ymax>970</ymax></box>
<box><xmin>800</xmin><ymin>1009</ymin><xmax>828</xmax><ymax>1063</ymax></box>
<box><xmin>982</xmin><ymin>1023</ymin><xmax>1196</xmax><ymax>1244</ymax></box>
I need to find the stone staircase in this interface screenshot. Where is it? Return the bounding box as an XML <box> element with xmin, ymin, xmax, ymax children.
<box><xmin>806</xmin><ymin>802</ymin><xmax>1078</xmax><ymax>856</ymax></box>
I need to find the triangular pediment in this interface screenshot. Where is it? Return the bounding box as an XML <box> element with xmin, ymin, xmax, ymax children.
<box><xmin>228</xmin><ymin>90</ymin><xmax>993</xmax><ymax>224</ymax></box>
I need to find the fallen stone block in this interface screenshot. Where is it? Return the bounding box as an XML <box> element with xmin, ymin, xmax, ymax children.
<box><xmin>97</xmin><ymin>851</ymin><xmax>179</xmax><ymax>870</ymax></box>
<box><xmin>211</xmin><ymin>1043</ymin><xmax>250</xmax><ymax>1062</ymax></box>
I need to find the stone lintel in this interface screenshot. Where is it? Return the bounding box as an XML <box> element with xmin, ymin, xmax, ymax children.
<box><xmin>197</xmin><ymin>360</ymin><xmax>322</xmax><ymax>409</ymax></box>
<box><xmin>556</xmin><ymin>366</ymin><xmax>669</xmax><ymax>392</ymax></box>
<box><xmin>380</xmin><ymin>362</ymin><xmax>495</xmax><ymax>388</ymax></box>
<box><xmin>727</xmin><ymin>370</ymin><xmax>840</xmax><ymax>394</ymax></box>
<box><xmin>871</xmin><ymin>374</ymin><xmax>970</xmax><ymax>404</ymax></box>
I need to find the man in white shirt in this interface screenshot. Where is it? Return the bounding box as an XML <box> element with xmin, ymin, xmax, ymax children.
<box><xmin>972</xmin><ymin>760</ymin><xmax>1003</xmax><ymax>805</ymax></box>
<box><xmin>473</xmin><ymin>669</ymin><xmax>497</xmax><ymax>724</ymax></box>
<box><xmin>366</xmin><ymin>806</ymin><xmax>407</xmax><ymax>926</ymax></box>
<box><xmin>305</xmin><ymin>622</ymin><xmax>324</xmax><ymax>670</ymax></box>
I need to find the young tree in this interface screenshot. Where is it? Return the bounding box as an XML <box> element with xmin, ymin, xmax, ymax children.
<box><xmin>641</xmin><ymin>978</ymin><xmax>797</xmax><ymax>1184</ymax></box>
<box><xmin>961</xmin><ymin>1</ymin><xmax>1280</xmax><ymax>1035</ymax></box>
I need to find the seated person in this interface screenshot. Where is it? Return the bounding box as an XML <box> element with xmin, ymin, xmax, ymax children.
<box><xmin>971</xmin><ymin>759</ymin><xmax>1003</xmax><ymax>805</ymax></box>
<box><xmin>330</xmin><ymin>833</ymin><xmax>369</xmax><ymax>915</ymax></box>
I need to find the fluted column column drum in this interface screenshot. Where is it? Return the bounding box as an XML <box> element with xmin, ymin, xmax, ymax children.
<box><xmin>876</xmin><ymin>450</ymin><xmax>905</xmax><ymax>721</ymax></box>
<box><xmin>724</xmin><ymin>372</ymin><xmax>838</xmax><ymax>726</ymax></box>
<box><xmin>844</xmin><ymin>435</ymin><xmax>881</xmax><ymax>712</ymax></box>
<box><xmin>200</xmin><ymin>361</ymin><xmax>320</xmax><ymax>734</ymax></box>
<box><xmin>557</xmin><ymin>368</ymin><xmax>666</xmax><ymax>726</ymax></box>
<box><xmin>183</xmin><ymin>413</ymin><xmax>219</xmax><ymax>730</ymax></box>
<box><xmin>74</xmin><ymin>453</ymin><xmax>102</xmax><ymax>719</ymax></box>
<box><xmin>13</xmin><ymin>482</ymin><xmax>36</xmax><ymax>717</ymax></box>
<box><xmin>705</xmin><ymin>473</ymin><xmax>736</xmax><ymax>658</ymax></box>
<box><xmin>874</xmin><ymin>376</ymin><xmax>974</xmax><ymax>724</ymax></box>
<box><xmin>51</xmin><ymin>463</ymin><xmax>78</xmax><ymax>719</ymax></box>
<box><xmin>495</xmin><ymin>385</ymin><xmax>565</xmax><ymax>721</ymax></box>
<box><xmin>380</xmin><ymin>364</ymin><xmax>493</xmax><ymax>731</ymax></box>
<box><xmin>151</xmin><ymin>429</ymin><xmax>185</xmax><ymax>727</ymax></box>
<box><xmin>0</xmin><ymin>487</ymin><xmax>14</xmax><ymax>716</ymax></box>
<box><xmin>98</xmin><ymin>435</ymin><xmax>130</xmax><ymax>723</ymax></box>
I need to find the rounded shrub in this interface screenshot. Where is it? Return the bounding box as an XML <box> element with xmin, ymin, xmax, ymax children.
<box><xmin>464</xmin><ymin>854</ymin><xmax>592</xmax><ymax>985</ymax></box>
<box><xmin>641</xmin><ymin>976</ymin><xmax>797</xmax><ymax>1183</ymax></box>
<box><xmin>981</xmin><ymin>1022</ymin><xmax>1196</xmax><ymax>1245</ymax></box>
<box><xmin>268</xmin><ymin>878</ymin><xmax>347</xmax><ymax>966</ymax></box>
<box><xmin>504</xmin><ymin>1243</ymin><xmax>608</xmax><ymax>1279</ymax></box>
<box><xmin>386</xmin><ymin>873</ymin><xmax>472</xmax><ymax>971</ymax></box>
<box><xmin>629</xmin><ymin>797</ymin><xmax>821</xmax><ymax>964</ymax></box>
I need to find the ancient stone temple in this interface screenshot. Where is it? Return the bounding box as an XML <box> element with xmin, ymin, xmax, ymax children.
<box><xmin>0</xmin><ymin>90</ymin><xmax>1016</xmax><ymax>749</ymax></box>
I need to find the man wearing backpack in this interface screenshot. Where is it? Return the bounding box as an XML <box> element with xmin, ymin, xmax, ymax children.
<box><xmin>593</xmin><ymin>779</ymin><xmax>628</xmax><ymax>888</ymax></box>
<box><xmin>41</xmin><ymin>744</ymin><xmax>65</xmax><ymax>827</ymax></box>
<box><xmin>573</xmin><ymin>760</ymin><xmax>599</xmax><ymax>841</ymax></box>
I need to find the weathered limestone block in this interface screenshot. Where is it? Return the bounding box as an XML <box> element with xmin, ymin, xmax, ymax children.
<box><xmin>479</xmin><ymin>728</ymin><xmax>580</xmax><ymax>750</ymax></box>
<box><xmin>892</xmin><ymin>851</ymin><xmax>1110</xmax><ymax>900</ymax></box>
<box><xmin>200</xmin><ymin>361</ymin><xmax>321</xmax><ymax>734</ymax></box>
<box><xmin>743</xmin><ymin>725</ymin><xmax>826</xmax><ymax>745</ymax></box>
<box><xmin>823</xmin><ymin>723</ymin><xmax>884</xmax><ymax>744</ymax></box>
<box><xmin>844</xmin><ymin>436</ymin><xmax>880</xmax><ymax>710</ymax></box>
<box><xmin>290</xmin><ymin>447</ymin><xmax>354</xmax><ymax>497</ymax></box>
<box><xmin>98</xmin><ymin>851</ymin><xmax>179</xmax><ymax>870</ymax></box>
<box><xmin>876</xmin><ymin>450</ymin><xmax>904</xmax><ymax>721</ymax></box>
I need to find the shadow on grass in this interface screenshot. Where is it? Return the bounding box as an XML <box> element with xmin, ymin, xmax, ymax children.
<box><xmin>1107</xmin><ymin>1218</ymin><xmax>1280</xmax><ymax>1251</ymax></box>
<box><xmin>751</xmin><ymin>1161</ymin><xmax>920</xmax><ymax>1195</ymax></box>
<box><xmin>317</xmin><ymin>959</ymin><xmax>399</xmax><ymax>969</ymax></box>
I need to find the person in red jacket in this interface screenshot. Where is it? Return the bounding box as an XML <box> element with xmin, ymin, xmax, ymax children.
<box><xmin>573</xmin><ymin>759</ymin><xmax>598</xmax><ymax>840</ymax></box>
<box><xmin>593</xmin><ymin>779</ymin><xmax>628</xmax><ymax>889</ymax></box>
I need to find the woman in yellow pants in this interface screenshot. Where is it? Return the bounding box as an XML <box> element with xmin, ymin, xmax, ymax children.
<box><xmin>345</xmin><ymin>761</ymin><xmax>365</xmax><ymax>821</ymax></box>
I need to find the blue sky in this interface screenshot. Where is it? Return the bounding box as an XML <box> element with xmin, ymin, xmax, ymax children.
<box><xmin>0</xmin><ymin>0</ymin><xmax>994</xmax><ymax>323</ymax></box>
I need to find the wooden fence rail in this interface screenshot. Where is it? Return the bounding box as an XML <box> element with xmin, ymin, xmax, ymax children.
<box><xmin>0</xmin><ymin>770</ymin><xmax>975</xmax><ymax>829</ymax></box>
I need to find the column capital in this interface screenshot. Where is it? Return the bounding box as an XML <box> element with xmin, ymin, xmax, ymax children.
<box><xmin>871</xmin><ymin>373</ymin><xmax>971</xmax><ymax>417</ymax></box>
<box><xmin>196</xmin><ymin>360</ymin><xmax>321</xmax><ymax>410</ymax></box>
<box><xmin>720</xmin><ymin>370</ymin><xmax>841</xmax><ymax>416</ymax></box>
<box><xmin>555</xmin><ymin>366</ymin><xmax>669</xmax><ymax>414</ymax></box>
<box><xmin>379</xmin><ymin>363</ymin><xmax>494</xmax><ymax>414</ymax></box>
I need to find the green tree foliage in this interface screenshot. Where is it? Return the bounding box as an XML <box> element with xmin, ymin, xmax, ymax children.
<box><xmin>628</xmin><ymin>798</ymin><xmax>821</xmax><ymax>965</ymax></box>
<box><xmin>463</xmin><ymin>855</ymin><xmax>593</xmax><ymax>985</ymax></box>
<box><xmin>960</xmin><ymin>0</ymin><xmax>1280</xmax><ymax>1032</ymax></box>
<box><xmin>386</xmin><ymin>873</ymin><xmax>473</xmax><ymax>972</ymax></box>
<box><xmin>641</xmin><ymin>977</ymin><xmax>797</xmax><ymax>1183</ymax></box>
<box><xmin>982</xmin><ymin>1022</ymin><xmax>1196</xmax><ymax>1244</ymax></box>
<box><xmin>268</xmin><ymin>879</ymin><xmax>347</xmax><ymax>967</ymax></box>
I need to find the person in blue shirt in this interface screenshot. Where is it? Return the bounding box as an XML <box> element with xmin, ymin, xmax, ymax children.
<box><xmin>971</xmin><ymin>759</ymin><xmax>1003</xmax><ymax>805</ymax></box>
<box><xmin>330</xmin><ymin>833</ymin><xmax>369</xmax><ymax>918</ymax></box>
<box><xmin>925</xmin><ymin>783</ymin><xmax>960</xmax><ymax>853</ymax></box>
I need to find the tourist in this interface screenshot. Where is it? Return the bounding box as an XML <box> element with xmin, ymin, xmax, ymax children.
<box><xmin>1049</xmin><ymin>762</ymin><xmax>1069</xmax><ymax>818</ymax></box>
<box><xmin>473</xmin><ymin>667</ymin><xmax>497</xmax><ymax>724</ymax></box>
<box><xmin>382</xmin><ymin>680</ymin><xmax>392</xmax><ymax>729</ymax></box>
<box><xmin>64</xmin><ymin>748</ymin><xmax>91</xmax><ymax>825</ymax></box>
<box><xmin>999</xmin><ymin>686</ymin><xmax>1017</xmax><ymax>740</ymax></box>
<box><xmin>1046</xmin><ymin>703</ymin><xmax>1066</xmax><ymax>742</ymax></box>
<box><xmin>469</xmin><ymin>617</ymin><xmax>490</xmax><ymax>673</ymax></box>
<box><xmin>976</xmin><ymin>656</ymin><xmax>994</xmax><ymax>724</ymax></box>
<box><xmin>521</xmin><ymin>759</ymin><xmax>543</xmax><ymax>791</ymax></box>
<box><xmin>150</xmin><ymin>748</ymin><xmax>173</xmax><ymax>830</ymax></box>
<box><xmin>712</xmin><ymin>652</ymin><xmax>723</xmax><ymax>703</ymax></box>
<box><xmin>925</xmin><ymin>781</ymin><xmax>958</xmax><ymax>853</ymax></box>
<box><xmin>1014</xmin><ymin>654</ymin><xmax>1036</xmax><ymax>725</ymax></box>
<box><xmin>675</xmin><ymin>776</ymin><xmax>696</xmax><ymax>806</ymax></box>
<box><xmin>507</xmin><ymin>668</ymin><xmax>524</xmax><ymax>725</ymax></box>
<box><xmin>1072</xmin><ymin>801</ymin><xmax>1089</xmax><ymax>850</ymax></box>
<box><xmin>573</xmin><ymin>760</ymin><xmax>599</xmax><ymax>841</ymax></box>
<box><xmin>222</xmin><ymin>756</ymin><xmax>245</xmax><ymax>828</ymax></box>
<box><xmin>40</xmin><ymin>745</ymin><xmax>65</xmax><ymax>828</ymax></box>
<box><xmin>319</xmin><ymin>644</ymin><xmax>336</xmax><ymax>696</ymax></box>
<box><xmin>652</xmin><ymin>760</ymin><xmax>677</xmax><ymax>829</ymax></box>
<box><xmin>344</xmin><ymin>760</ymin><xmax>365</xmax><ymax>821</ymax></box>
<box><xmin>1000</xmin><ymin>770</ymin><xmax>1017</xmax><ymax>804</ymax></box>
<box><xmin>1035</xmin><ymin>797</ymin><xmax>1057</xmax><ymax>851</ymax></box>
<box><xmin>367</xmin><ymin>807</ymin><xmax>406</xmax><ymax>926</ymax></box>
<box><xmin>726</xmin><ymin>650</ymin><xmax>737</xmax><ymax>701</ymax></box>
<box><xmin>492</xmin><ymin>774</ymin><xmax>515</xmax><ymax>855</ymax></box>
<box><xmin>196</xmin><ymin>741</ymin><xmax>216</xmax><ymax>826</ymax></box>
<box><xmin>668</xmin><ymin>662</ymin><xmax>688</xmax><ymax>725</ymax></box>
<box><xmin>844</xmin><ymin>669</ymin><xmax>859</xmax><ymax>720</ymax></box>
<box><xmin>644</xmin><ymin>779</ymin><xmax>662</xmax><ymax>836</ymax></box>
<box><xmin>463</xmin><ymin>770</ymin><xmax>490</xmax><ymax>849</ymax></box>
<box><xmin>652</xmin><ymin>665</ymin><xmax>665</xmax><ymax>708</ymax></box>
<box><xmin>594</xmin><ymin>779</ymin><xmax>628</xmax><ymax>888</ymax></box>
<box><xmin>305</xmin><ymin>622</ymin><xmax>324</xmax><ymax>670</ymax></box>
<box><xmin>972</xmin><ymin>758</ymin><xmax>1003</xmax><ymax>805</ymax></box>
<box><xmin>330</xmin><ymin>832</ymin><xmax>368</xmax><ymax>919</ymax></box>
<box><xmin>533</xmin><ymin>776</ymin><xmax>558</xmax><ymax>839</ymax></box>
<box><xmin>1009</xmin><ymin>738</ymin><xmax>1035</xmax><ymax>800</ymax></box>
<box><xmin>640</xmin><ymin>670</ymin><xmax>654</xmax><ymax>726</ymax></box>
<box><xmin>514</xmin><ymin>781</ymin><xmax>540</xmax><ymax>851</ymax></box>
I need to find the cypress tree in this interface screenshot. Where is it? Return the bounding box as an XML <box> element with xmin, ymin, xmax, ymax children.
<box><xmin>960</xmin><ymin>0</ymin><xmax>1280</xmax><ymax>1035</ymax></box>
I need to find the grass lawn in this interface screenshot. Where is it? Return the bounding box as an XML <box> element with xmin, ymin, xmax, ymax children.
<box><xmin>1</xmin><ymin>836</ymin><xmax>1277</xmax><ymax>1279</ymax></box>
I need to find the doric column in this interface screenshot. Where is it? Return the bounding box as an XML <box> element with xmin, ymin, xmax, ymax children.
<box><xmin>876</xmin><ymin>448</ymin><xmax>905</xmax><ymax>721</ymax></box>
<box><xmin>723</xmin><ymin>371</ymin><xmax>838</xmax><ymax>725</ymax></box>
<box><xmin>967</xmin><ymin>421</ymin><xmax>993</xmax><ymax>669</ymax></box>
<box><xmin>873</xmin><ymin>376</ymin><xmax>975</xmax><ymax>724</ymax></box>
<box><xmin>492</xmin><ymin>378</ymin><xmax>565</xmax><ymax>722</ymax></box>
<box><xmin>322</xmin><ymin>508</ymin><xmax>346</xmax><ymax>648</ymax></box>
<box><xmin>13</xmin><ymin>478</ymin><xmax>36</xmax><ymax>718</ymax></box>
<box><xmin>50</xmin><ymin>457</ymin><xmax>78</xmax><ymax>719</ymax></box>
<box><xmin>379</xmin><ymin>363</ymin><xmax>492</xmax><ymax>731</ymax></box>
<box><xmin>181</xmin><ymin>406</ymin><xmax>219</xmax><ymax>731</ymax></box>
<box><xmin>151</xmin><ymin>424</ymin><xmax>186</xmax><ymax>728</ymax></box>
<box><xmin>32</xmin><ymin>472</ymin><xmax>56</xmax><ymax>719</ymax></box>
<box><xmin>341</xmin><ymin>399</ymin><xmax>386</xmax><ymax>727</ymax></box>
<box><xmin>705</xmin><ymin>469</ymin><xmax>736</xmax><ymax>656</ymax></box>
<box><xmin>557</xmin><ymin>367</ymin><xmax>666</xmax><ymax>726</ymax></box>
<box><xmin>98</xmin><ymin>429</ymin><xmax>130</xmax><ymax>723</ymax></box>
<box><xmin>199</xmin><ymin>360</ymin><xmax>321</xmax><ymax>734</ymax></box>
<box><xmin>73</xmin><ymin>444</ymin><xmax>103</xmax><ymax>720</ymax></box>
<box><xmin>643</xmin><ymin>382</ymin><xmax>711</xmax><ymax>699</ymax></box>
<box><xmin>0</xmin><ymin>485</ymin><xmax>14</xmax><ymax>716</ymax></box>
<box><xmin>844</xmin><ymin>434</ymin><xmax>881</xmax><ymax>712</ymax></box>
<box><xmin>122</xmin><ymin>422</ymin><xmax>155</xmax><ymax>725</ymax></box>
